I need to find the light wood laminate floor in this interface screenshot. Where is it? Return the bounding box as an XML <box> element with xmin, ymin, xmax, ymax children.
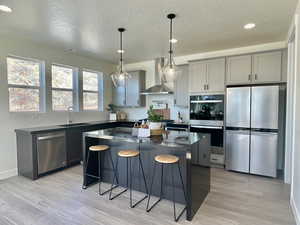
<box><xmin>0</xmin><ymin>166</ymin><xmax>295</xmax><ymax>225</ymax></box>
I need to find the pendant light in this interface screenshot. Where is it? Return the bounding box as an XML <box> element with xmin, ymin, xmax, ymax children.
<box><xmin>111</xmin><ymin>28</ymin><xmax>131</xmax><ymax>87</ymax></box>
<box><xmin>163</xmin><ymin>13</ymin><xmax>177</xmax><ymax>83</ymax></box>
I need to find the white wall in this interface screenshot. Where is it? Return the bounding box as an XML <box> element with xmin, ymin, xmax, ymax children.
<box><xmin>0</xmin><ymin>35</ymin><xmax>114</xmax><ymax>179</ymax></box>
<box><xmin>290</xmin><ymin>3</ymin><xmax>300</xmax><ymax>224</ymax></box>
<box><xmin>123</xmin><ymin>41</ymin><xmax>286</xmax><ymax>122</ymax></box>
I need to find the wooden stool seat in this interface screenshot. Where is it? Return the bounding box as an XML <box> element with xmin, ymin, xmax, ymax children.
<box><xmin>89</xmin><ymin>145</ymin><xmax>109</xmax><ymax>152</ymax></box>
<box><xmin>118</xmin><ymin>150</ymin><xmax>139</xmax><ymax>158</ymax></box>
<box><xmin>154</xmin><ymin>154</ymin><xmax>179</xmax><ymax>164</ymax></box>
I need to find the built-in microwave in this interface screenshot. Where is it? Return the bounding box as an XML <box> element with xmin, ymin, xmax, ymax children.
<box><xmin>190</xmin><ymin>95</ymin><xmax>224</xmax><ymax>126</ymax></box>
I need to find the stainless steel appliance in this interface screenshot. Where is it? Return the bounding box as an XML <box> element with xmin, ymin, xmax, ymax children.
<box><xmin>225</xmin><ymin>85</ymin><xmax>284</xmax><ymax>177</ymax></box>
<box><xmin>190</xmin><ymin>95</ymin><xmax>224</xmax><ymax>126</ymax></box>
<box><xmin>190</xmin><ymin>94</ymin><xmax>225</xmax><ymax>166</ymax></box>
<box><xmin>37</xmin><ymin>131</ymin><xmax>67</xmax><ymax>175</ymax></box>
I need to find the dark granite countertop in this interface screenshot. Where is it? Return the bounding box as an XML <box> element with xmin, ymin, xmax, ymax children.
<box><xmin>14</xmin><ymin>120</ymin><xmax>127</xmax><ymax>134</ymax></box>
<box><xmin>84</xmin><ymin>127</ymin><xmax>201</xmax><ymax>147</ymax></box>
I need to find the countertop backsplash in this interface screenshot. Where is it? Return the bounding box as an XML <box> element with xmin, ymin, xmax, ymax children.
<box><xmin>120</xmin><ymin>94</ymin><xmax>189</xmax><ymax>122</ymax></box>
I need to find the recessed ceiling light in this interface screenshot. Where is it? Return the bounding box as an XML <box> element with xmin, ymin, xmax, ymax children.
<box><xmin>170</xmin><ymin>38</ymin><xmax>178</xmax><ymax>43</ymax></box>
<box><xmin>0</xmin><ymin>5</ymin><xmax>12</xmax><ymax>13</ymax></box>
<box><xmin>244</xmin><ymin>23</ymin><xmax>256</xmax><ymax>30</ymax></box>
<box><xmin>117</xmin><ymin>49</ymin><xmax>124</xmax><ymax>53</ymax></box>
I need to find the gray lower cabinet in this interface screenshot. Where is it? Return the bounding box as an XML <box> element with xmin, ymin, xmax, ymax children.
<box><xmin>174</xmin><ymin>64</ymin><xmax>189</xmax><ymax>107</ymax></box>
<box><xmin>112</xmin><ymin>70</ymin><xmax>145</xmax><ymax>107</ymax></box>
<box><xmin>191</xmin><ymin>133</ymin><xmax>211</xmax><ymax>166</ymax></box>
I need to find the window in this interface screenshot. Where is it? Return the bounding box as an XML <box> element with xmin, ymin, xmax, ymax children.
<box><xmin>52</xmin><ymin>64</ymin><xmax>77</xmax><ymax>111</ymax></box>
<box><xmin>82</xmin><ymin>70</ymin><xmax>103</xmax><ymax>111</ymax></box>
<box><xmin>7</xmin><ymin>56</ymin><xmax>44</xmax><ymax>112</ymax></box>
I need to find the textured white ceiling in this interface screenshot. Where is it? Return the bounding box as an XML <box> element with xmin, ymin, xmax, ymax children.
<box><xmin>0</xmin><ymin>0</ymin><xmax>297</xmax><ymax>63</ymax></box>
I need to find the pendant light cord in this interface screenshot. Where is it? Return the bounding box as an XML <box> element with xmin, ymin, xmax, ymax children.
<box><xmin>120</xmin><ymin>30</ymin><xmax>123</xmax><ymax>72</ymax></box>
<box><xmin>169</xmin><ymin>17</ymin><xmax>173</xmax><ymax>65</ymax></box>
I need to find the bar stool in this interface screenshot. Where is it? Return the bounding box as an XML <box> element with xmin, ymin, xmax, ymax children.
<box><xmin>146</xmin><ymin>154</ymin><xmax>187</xmax><ymax>222</ymax></box>
<box><xmin>83</xmin><ymin>145</ymin><xmax>118</xmax><ymax>195</ymax></box>
<box><xmin>109</xmin><ymin>149</ymin><xmax>148</xmax><ymax>208</ymax></box>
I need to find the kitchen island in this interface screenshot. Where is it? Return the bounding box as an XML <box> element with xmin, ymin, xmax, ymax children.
<box><xmin>82</xmin><ymin>127</ymin><xmax>210</xmax><ymax>221</ymax></box>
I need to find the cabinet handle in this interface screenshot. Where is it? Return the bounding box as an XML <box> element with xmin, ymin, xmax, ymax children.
<box><xmin>204</xmin><ymin>84</ymin><xmax>206</xmax><ymax>90</ymax></box>
<box><xmin>248</xmin><ymin>74</ymin><xmax>251</xmax><ymax>81</ymax></box>
<box><xmin>255</xmin><ymin>74</ymin><xmax>258</xmax><ymax>80</ymax></box>
<box><xmin>207</xmin><ymin>84</ymin><xmax>209</xmax><ymax>90</ymax></box>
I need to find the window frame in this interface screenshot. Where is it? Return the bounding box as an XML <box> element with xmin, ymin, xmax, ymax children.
<box><xmin>51</xmin><ymin>63</ymin><xmax>79</xmax><ymax>112</ymax></box>
<box><xmin>7</xmin><ymin>55</ymin><xmax>46</xmax><ymax>113</ymax></box>
<box><xmin>82</xmin><ymin>69</ymin><xmax>104</xmax><ymax>112</ymax></box>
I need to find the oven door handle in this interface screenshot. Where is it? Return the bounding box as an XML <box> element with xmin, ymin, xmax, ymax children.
<box><xmin>191</xmin><ymin>125</ymin><xmax>223</xmax><ymax>130</ymax></box>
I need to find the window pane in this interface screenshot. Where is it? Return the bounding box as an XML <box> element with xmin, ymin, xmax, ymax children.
<box><xmin>83</xmin><ymin>71</ymin><xmax>98</xmax><ymax>91</ymax></box>
<box><xmin>83</xmin><ymin>92</ymin><xmax>98</xmax><ymax>110</ymax></box>
<box><xmin>9</xmin><ymin>88</ymin><xmax>39</xmax><ymax>112</ymax></box>
<box><xmin>7</xmin><ymin>57</ymin><xmax>40</xmax><ymax>86</ymax></box>
<box><xmin>52</xmin><ymin>90</ymin><xmax>73</xmax><ymax>111</ymax></box>
<box><xmin>52</xmin><ymin>65</ymin><xmax>73</xmax><ymax>89</ymax></box>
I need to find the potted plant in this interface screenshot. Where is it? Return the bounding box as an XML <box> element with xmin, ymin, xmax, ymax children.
<box><xmin>147</xmin><ymin>105</ymin><xmax>163</xmax><ymax>130</ymax></box>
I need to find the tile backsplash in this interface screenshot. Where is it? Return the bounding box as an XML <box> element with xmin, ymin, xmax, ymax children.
<box><xmin>120</xmin><ymin>94</ymin><xmax>189</xmax><ymax>122</ymax></box>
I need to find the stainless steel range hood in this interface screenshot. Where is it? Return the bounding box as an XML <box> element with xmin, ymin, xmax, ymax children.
<box><xmin>141</xmin><ymin>58</ymin><xmax>173</xmax><ymax>95</ymax></box>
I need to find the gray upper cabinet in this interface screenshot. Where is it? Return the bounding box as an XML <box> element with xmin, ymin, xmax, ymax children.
<box><xmin>189</xmin><ymin>61</ymin><xmax>207</xmax><ymax>93</ymax></box>
<box><xmin>174</xmin><ymin>64</ymin><xmax>189</xmax><ymax>107</ymax></box>
<box><xmin>226</xmin><ymin>55</ymin><xmax>252</xmax><ymax>85</ymax></box>
<box><xmin>226</xmin><ymin>50</ymin><xmax>283</xmax><ymax>85</ymax></box>
<box><xmin>252</xmin><ymin>51</ymin><xmax>282</xmax><ymax>83</ymax></box>
<box><xmin>189</xmin><ymin>58</ymin><xmax>225</xmax><ymax>93</ymax></box>
<box><xmin>206</xmin><ymin>58</ymin><xmax>225</xmax><ymax>93</ymax></box>
<box><xmin>112</xmin><ymin>70</ymin><xmax>145</xmax><ymax>107</ymax></box>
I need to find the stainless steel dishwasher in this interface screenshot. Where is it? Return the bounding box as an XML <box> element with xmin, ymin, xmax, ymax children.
<box><xmin>37</xmin><ymin>131</ymin><xmax>66</xmax><ymax>175</ymax></box>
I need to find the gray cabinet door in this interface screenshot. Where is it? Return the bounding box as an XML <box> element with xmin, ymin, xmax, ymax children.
<box><xmin>226</xmin><ymin>87</ymin><xmax>251</xmax><ymax>128</ymax></box>
<box><xmin>250</xmin><ymin>132</ymin><xmax>277</xmax><ymax>177</ymax></box>
<box><xmin>225</xmin><ymin>130</ymin><xmax>250</xmax><ymax>173</ymax></box>
<box><xmin>198</xmin><ymin>133</ymin><xmax>211</xmax><ymax>167</ymax></box>
<box><xmin>226</xmin><ymin>55</ymin><xmax>252</xmax><ymax>84</ymax></box>
<box><xmin>252</xmin><ymin>51</ymin><xmax>282</xmax><ymax>83</ymax></box>
<box><xmin>112</xmin><ymin>79</ymin><xmax>126</xmax><ymax>106</ymax></box>
<box><xmin>112</xmin><ymin>70</ymin><xmax>145</xmax><ymax>107</ymax></box>
<box><xmin>174</xmin><ymin>65</ymin><xmax>189</xmax><ymax>107</ymax></box>
<box><xmin>251</xmin><ymin>86</ymin><xmax>279</xmax><ymax>129</ymax></box>
<box><xmin>126</xmin><ymin>71</ymin><xmax>140</xmax><ymax>107</ymax></box>
<box><xmin>189</xmin><ymin>61</ymin><xmax>207</xmax><ymax>93</ymax></box>
<box><xmin>206</xmin><ymin>58</ymin><xmax>225</xmax><ymax>93</ymax></box>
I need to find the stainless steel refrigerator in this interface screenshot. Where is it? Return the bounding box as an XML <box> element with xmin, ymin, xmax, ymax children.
<box><xmin>225</xmin><ymin>85</ymin><xmax>285</xmax><ymax>177</ymax></box>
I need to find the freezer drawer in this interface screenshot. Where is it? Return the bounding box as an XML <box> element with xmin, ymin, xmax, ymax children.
<box><xmin>226</xmin><ymin>87</ymin><xmax>251</xmax><ymax>128</ymax></box>
<box><xmin>250</xmin><ymin>132</ymin><xmax>278</xmax><ymax>177</ymax></box>
<box><xmin>37</xmin><ymin>132</ymin><xmax>66</xmax><ymax>175</ymax></box>
<box><xmin>225</xmin><ymin>130</ymin><xmax>250</xmax><ymax>173</ymax></box>
<box><xmin>251</xmin><ymin>86</ymin><xmax>279</xmax><ymax>129</ymax></box>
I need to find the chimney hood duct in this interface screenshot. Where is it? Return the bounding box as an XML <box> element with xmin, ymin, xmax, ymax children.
<box><xmin>141</xmin><ymin>58</ymin><xmax>173</xmax><ymax>95</ymax></box>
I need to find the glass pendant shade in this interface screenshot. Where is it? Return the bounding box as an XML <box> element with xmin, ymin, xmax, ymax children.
<box><xmin>111</xmin><ymin>61</ymin><xmax>131</xmax><ymax>87</ymax></box>
<box><xmin>163</xmin><ymin>57</ymin><xmax>177</xmax><ymax>83</ymax></box>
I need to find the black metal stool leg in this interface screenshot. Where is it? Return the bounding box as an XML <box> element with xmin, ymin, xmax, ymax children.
<box><xmin>82</xmin><ymin>149</ymin><xmax>90</xmax><ymax>189</ymax></box>
<box><xmin>109</xmin><ymin>156</ymin><xmax>128</xmax><ymax>200</ymax></box>
<box><xmin>172</xmin><ymin>162</ymin><xmax>187</xmax><ymax>222</ymax></box>
<box><xmin>130</xmin><ymin>156</ymin><xmax>148</xmax><ymax>208</ymax></box>
<box><xmin>98</xmin><ymin>151</ymin><xmax>119</xmax><ymax>196</ymax></box>
<box><xmin>146</xmin><ymin>162</ymin><xmax>164</xmax><ymax>212</ymax></box>
<box><xmin>98</xmin><ymin>151</ymin><xmax>101</xmax><ymax>195</ymax></box>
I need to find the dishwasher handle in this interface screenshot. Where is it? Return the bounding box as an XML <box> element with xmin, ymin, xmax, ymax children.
<box><xmin>37</xmin><ymin>133</ymin><xmax>65</xmax><ymax>141</ymax></box>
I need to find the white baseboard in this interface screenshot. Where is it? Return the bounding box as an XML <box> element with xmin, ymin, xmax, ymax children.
<box><xmin>0</xmin><ymin>168</ymin><xmax>17</xmax><ymax>180</ymax></box>
<box><xmin>291</xmin><ymin>196</ymin><xmax>300</xmax><ymax>225</ymax></box>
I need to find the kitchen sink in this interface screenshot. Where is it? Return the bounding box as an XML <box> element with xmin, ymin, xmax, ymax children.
<box><xmin>59</xmin><ymin>123</ymin><xmax>89</xmax><ymax>127</ymax></box>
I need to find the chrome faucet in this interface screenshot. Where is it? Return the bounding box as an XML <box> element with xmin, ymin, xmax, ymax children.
<box><xmin>67</xmin><ymin>106</ymin><xmax>74</xmax><ymax>124</ymax></box>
